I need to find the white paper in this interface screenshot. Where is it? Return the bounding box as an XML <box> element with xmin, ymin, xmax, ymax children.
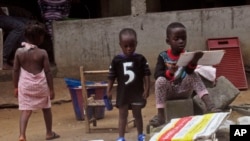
<box><xmin>176</xmin><ymin>50</ymin><xmax>225</xmax><ymax>66</ymax></box>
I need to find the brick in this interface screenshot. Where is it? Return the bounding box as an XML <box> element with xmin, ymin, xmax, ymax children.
<box><xmin>165</xmin><ymin>98</ymin><xmax>194</xmax><ymax>121</ymax></box>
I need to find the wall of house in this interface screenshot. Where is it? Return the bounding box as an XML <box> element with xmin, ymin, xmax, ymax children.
<box><xmin>53</xmin><ymin>5</ymin><xmax>250</xmax><ymax>78</ymax></box>
<box><xmin>100</xmin><ymin>0</ymin><xmax>131</xmax><ymax>17</ymax></box>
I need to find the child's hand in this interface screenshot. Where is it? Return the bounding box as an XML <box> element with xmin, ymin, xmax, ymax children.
<box><xmin>14</xmin><ymin>88</ymin><xmax>18</xmax><ymax>98</ymax></box>
<box><xmin>107</xmin><ymin>92</ymin><xmax>112</xmax><ymax>100</ymax></box>
<box><xmin>50</xmin><ymin>90</ymin><xmax>55</xmax><ymax>100</ymax></box>
<box><xmin>143</xmin><ymin>91</ymin><xmax>149</xmax><ymax>99</ymax></box>
<box><xmin>190</xmin><ymin>51</ymin><xmax>204</xmax><ymax>65</ymax></box>
<box><xmin>165</xmin><ymin>62</ymin><xmax>178</xmax><ymax>74</ymax></box>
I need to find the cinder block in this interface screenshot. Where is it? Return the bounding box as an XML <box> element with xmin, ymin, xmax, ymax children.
<box><xmin>193</xmin><ymin>76</ymin><xmax>240</xmax><ymax>113</ymax></box>
<box><xmin>165</xmin><ymin>98</ymin><xmax>194</xmax><ymax>121</ymax></box>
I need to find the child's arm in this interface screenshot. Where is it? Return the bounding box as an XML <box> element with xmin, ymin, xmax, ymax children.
<box><xmin>143</xmin><ymin>75</ymin><xmax>150</xmax><ymax>99</ymax></box>
<box><xmin>13</xmin><ymin>49</ymin><xmax>21</xmax><ymax>98</ymax></box>
<box><xmin>154</xmin><ymin>55</ymin><xmax>166</xmax><ymax>79</ymax></box>
<box><xmin>43</xmin><ymin>51</ymin><xmax>54</xmax><ymax>100</ymax></box>
<box><xmin>107</xmin><ymin>79</ymin><xmax>115</xmax><ymax>100</ymax></box>
<box><xmin>185</xmin><ymin>51</ymin><xmax>204</xmax><ymax>74</ymax></box>
<box><xmin>107</xmin><ymin>58</ymin><xmax>116</xmax><ymax>99</ymax></box>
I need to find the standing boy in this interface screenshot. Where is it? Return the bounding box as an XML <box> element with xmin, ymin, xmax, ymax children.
<box><xmin>13</xmin><ymin>21</ymin><xmax>59</xmax><ymax>141</ymax></box>
<box><xmin>107</xmin><ymin>28</ymin><xmax>151</xmax><ymax>141</ymax></box>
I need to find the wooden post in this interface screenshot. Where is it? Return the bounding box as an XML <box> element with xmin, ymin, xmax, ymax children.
<box><xmin>80</xmin><ymin>66</ymin><xmax>91</xmax><ymax>133</ymax></box>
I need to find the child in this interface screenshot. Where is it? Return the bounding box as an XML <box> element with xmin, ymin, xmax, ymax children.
<box><xmin>107</xmin><ymin>28</ymin><xmax>151</xmax><ymax>141</ymax></box>
<box><xmin>149</xmin><ymin>22</ymin><xmax>220</xmax><ymax>127</ymax></box>
<box><xmin>13</xmin><ymin>21</ymin><xmax>59</xmax><ymax>141</ymax></box>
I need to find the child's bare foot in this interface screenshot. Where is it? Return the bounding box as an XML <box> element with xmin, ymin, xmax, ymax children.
<box><xmin>149</xmin><ymin>115</ymin><xmax>166</xmax><ymax>127</ymax></box>
<box><xmin>19</xmin><ymin>136</ymin><xmax>26</xmax><ymax>141</ymax></box>
<box><xmin>46</xmin><ymin>132</ymin><xmax>60</xmax><ymax>140</ymax></box>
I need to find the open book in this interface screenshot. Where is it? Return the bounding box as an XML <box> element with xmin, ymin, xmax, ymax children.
<box><xmin>176</xmin><ymin>50</ymin><xmax>225</xmax><ymax>66</ymax></box>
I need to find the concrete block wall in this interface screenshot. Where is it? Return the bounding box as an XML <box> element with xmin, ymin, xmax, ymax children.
<box><xmin>131</xmin><ymin>0</ymin><xmax>146</xmax><ymax>16</ymax></box>
<box><xmin>53</xmin><ymin>5</ymin><xmax>250</xmax><ymax>78</ymax></box>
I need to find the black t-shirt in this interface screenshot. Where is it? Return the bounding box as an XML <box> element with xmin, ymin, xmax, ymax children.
<box><xmin>108</xmin><ymin>53</ymin><xmax>151</xmax><ymax>107</ymax></box>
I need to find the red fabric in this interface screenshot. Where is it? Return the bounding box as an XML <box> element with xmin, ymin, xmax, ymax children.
<box><xmin>165</xmin><ymin>70</ymin><xmax>174</xmax><ymax>81</ymax></box>
<box><xmin>166</xmin><ymin>48</ymin><xmax>184</xmax><ymax>61</ymax></box>
<box><xmin>188</xmin><ymin>63</ymin><xmax>197</xmax><ymax>69</ymax></box>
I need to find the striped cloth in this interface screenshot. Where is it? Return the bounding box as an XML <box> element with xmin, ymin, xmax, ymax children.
<box><xmin>37</xmin><ymin>0</ymin><xmax>71</xmax><ymax>37</ymax></box>
<box><xmin>150</xmin><ymin>112</ymin><xmax>230</xmax><ymax>141</ymax></box>
<box><xmin>18</xmin><ymin>68</ymin><xmax>51</xmax><ymax>110</ymax></box>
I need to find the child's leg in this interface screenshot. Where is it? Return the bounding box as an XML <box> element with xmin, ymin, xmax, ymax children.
<box><xmin>188</xmin><ymin>73</ymin><xmax>217</xmax><ymax>111</ymax></box>
<box><xmin>150</xmin><ymin>77</ymin><xmax>193</xmax><ymax>126</ymax></box>
<box><xmin>19</xmin><ymin>110</ymin><xmax>32</xmax><ymax>140</ymax></box>
<box><xmin>188</xmin><ymin>73</ymin><xmax>208</xmax><ymax>98</ymax></box>
<box><xmin>42</xmin><ymin>108</ymin><xmax>59</xmax><ymax>139</ymax></box>
<box><xmin>131</xmin><ymin>105</ymin><xmax>143</xmax><ymax>135</ymax></box>
<box><xmin>42</xmin><ymin>108</ymin><xmax>52</xmax><ymax>135</ymax></box>
<box><xmin>118</xmin><ymin>105</ymin><xmax>129</xmax><ymax>138</ymax></box>
<box><xmin>173</xmin><ymin>73</ymin><xmax>206</xmax><ymax>99</ymax></box>
<box><xmin>177</xmin><ymin>72</ymin><xmax>208</xmax><ymax>98</ymax></box>
<box><xmin>154</xmin><ymin>76</ymin><xmax>170</xmax><ymax>125</ymax></box>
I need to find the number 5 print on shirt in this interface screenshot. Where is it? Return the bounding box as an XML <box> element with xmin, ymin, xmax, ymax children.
<box><xmin>123</xmin><ymin>62</ymin><xmax>135</xmax><ymax>85</ymax></box>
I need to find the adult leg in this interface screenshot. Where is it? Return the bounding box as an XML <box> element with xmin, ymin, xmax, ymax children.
<box><xmin>0</xmin><ymin>16</ymin><xmax>26</xmax><ymax>68</ymax></box>
<box><xmin>118</xmin><ymin>105</ymin><xmax>129</xmax><ymax>139</ymax></box>
<box><xmin>19</xmin><ymin>110</ymin><xmax>32</xmax><ymax>141</ymax></box>
<box><xmin>42</xmin><ymin>108</ymin><xmax>59</xmax><ymax>140</ymax></box>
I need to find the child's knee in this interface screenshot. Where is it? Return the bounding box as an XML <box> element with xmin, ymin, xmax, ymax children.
<box><xmin>155</xmin><ymin>76</ymin><xmax>168</xmax><ymax>87</ymax></box>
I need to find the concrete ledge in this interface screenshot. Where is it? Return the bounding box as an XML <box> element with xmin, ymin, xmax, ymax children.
<box><xmin>0</xmin><ymin>70</ymin><xmax>12</xmax><ymax>81</ymax></box>
<box><xmin>0</xmin><ymin>65</ymin><xmax>58</xmax><ymax>82</ymax></box>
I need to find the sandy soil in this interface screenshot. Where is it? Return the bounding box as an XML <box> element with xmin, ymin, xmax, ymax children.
<box><xmin>0</xmin><ymin>79</ymin><xmax>157</xmax><ymax>141</ymax></box>
<box><xmin>0</xmin><ymin>77</ymin><xmax>250</xmax><ymax>141</ymax></box>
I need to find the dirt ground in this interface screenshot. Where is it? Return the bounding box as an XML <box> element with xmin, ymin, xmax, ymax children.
<box><xmin>1</xmin><ymin>76</ymin><xmax>250</xmax><ymax>141</ymax></box>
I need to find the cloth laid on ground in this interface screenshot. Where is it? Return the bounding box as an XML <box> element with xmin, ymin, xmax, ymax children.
<box><xmin>18</xmin><ymin>68</ymin><xmax>51</xmax><ymax>110</ymax></box>
<box><xmin>149</xmin><ymin>112</ymin><xmax>230</xmax><ymax>141</ymax></box>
